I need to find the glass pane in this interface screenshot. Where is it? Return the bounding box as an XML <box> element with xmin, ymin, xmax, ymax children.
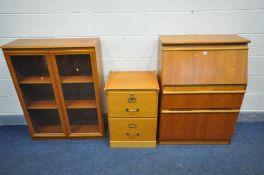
<box><xmin>10</xmin><ymin>55</ymin><xmax>49</xmax><ymax>78</ymax></box>
<box><xmin>67</xmin><ymin>109</ymin><xmax>99</xmax><ymax>133</ymax></box>
<box><xmin>28</xmin><ymin>109</ymin><xmax>63</xmax><ymax>133</ymax></box>
<box><xmin>20</xmin><ymin>84</ymin><xmax>55</xmax><ymax>101</ymax></box>
<box><xmin>62</xmin><ymin>83</ymin><xmax>95</xmax><ymax>100</ymax></box>
<box><xmin>55</xmin><ymin>54</ymin><xmax>92</xmax><ymax>76</ymax></box>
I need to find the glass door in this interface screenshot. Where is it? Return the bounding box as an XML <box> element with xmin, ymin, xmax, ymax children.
<box><xmin>7</xmin><ymin>53</ymin><xmax>67</xmax><ymax>137</ymax></box>
<box><xmin>51</xmin><ymin>52</ymin><xmax>101</xmax><ymax>137</ymax></box>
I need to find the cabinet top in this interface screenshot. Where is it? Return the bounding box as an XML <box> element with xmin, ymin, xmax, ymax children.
<box><xmin>105</xmin><ymin>71</ymin><xmax>159</xmax><ymax>91</ymax></box>
<box><xmin>1</xmin><ymin>38</ymin><xmax>99</xmax><ymax>49</ymax></box>
<box><xmin>160</xmin><ymin>35</ymin><xmax>250</xmax><ymax>45</ymax></box>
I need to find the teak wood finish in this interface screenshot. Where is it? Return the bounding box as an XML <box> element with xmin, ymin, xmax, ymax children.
<box><xmin>105</xmin><ymin>71</ymin><xmax>159</xmax><ymax>148</ymax></box>
<box><xmin>158</xmin><ymin>35</ymin><xmax>250</xmax><ymax>144</ymax></box>
<box><xmin>2</xmin><ymin>38</ymin><xmax>104</xmax><ymax>139</ymax></box>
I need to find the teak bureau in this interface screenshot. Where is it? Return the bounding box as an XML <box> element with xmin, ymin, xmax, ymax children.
<box><xmin>2</xmin><ymin>38</ymin><xmax>104</xmax><ymax>139</ymax></box>
<box><xmin>158</xmin><ymin>35</ymin><xmax>250</xmax><ymax>144</ymax></box>
<box><xmin>105</xmin><ymin>71</ymin><xmax>159</xmax><ymax>148</ymax></box>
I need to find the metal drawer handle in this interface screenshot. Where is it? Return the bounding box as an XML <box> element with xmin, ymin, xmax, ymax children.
<box><xmin>126</xmin><ymin>133</ymin><xmax>140</xmax><ymax>136</ymax></box>
<box><xmin>126</xmin><ymin>108</ymin><xmax>140</xmax><ymax>112</ymax></box>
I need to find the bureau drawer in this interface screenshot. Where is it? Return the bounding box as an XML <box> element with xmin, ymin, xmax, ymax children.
<box><xmin>107</xmin><ymin>91</ymin><xmax>158</xmax><ymax>118</ymax></box>
<box><xmin>162</xmin><ymin>85</ymin><xmax>245</xmax><ymax>109</ymax></box>
<box><xmin>109</xmin><ymin>118</ymin><xmax>157</xmax><ymax>141</ymax></box>
<box><xmin>162</xmin><ymin>93</ymin><xmax>244</xmax><ymax>109</ymax></box>
<box><xmin>162</xmin><ymin>50</ymin><xmax>248</xmax><ymax>85</ymax></box>
<box><xmin>159</xmin><ymin>112</ymin><xmax>238</xmax><ymax>140</ymax></box>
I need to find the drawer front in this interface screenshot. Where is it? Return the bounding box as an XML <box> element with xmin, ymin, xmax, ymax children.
<box><xmin>107</xmin><ymin>91</ymin><xmax>158</xmax><ymax>118</ymax></box>
<box><xmin>161</xmin><ymin>93</ymin><xmax>244</xmax><ymax>109</ymax></box>
<box><xmin>162</xmin><ymin>50</ymin><xmax>247</xmax><ymax>85</ymax></box>
<box><xmin>159</xmin><ymin>112</ymin><xmax>238</xmax><ymax>140</ymax></box>
<box><xmin>109</xmin><ymin>118</ymin><xmax>157</xmax><ymax>141</ymax></box>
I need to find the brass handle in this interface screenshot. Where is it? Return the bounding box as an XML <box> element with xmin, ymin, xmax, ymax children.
<box><xmin>126</xmin><ymin>133</ymin><xmax>140</xmax><ymax>136</ymax></box>
<box><xmin>126</xmin><ymin>108</ymin><xmax>140</xmax><ymax>112</ymax></box>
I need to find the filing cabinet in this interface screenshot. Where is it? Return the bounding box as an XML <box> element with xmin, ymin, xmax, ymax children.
<box><xmin>158</xmin><ymin>35</ymin><xmax>250</xmax><ymax>144</ymax></box>
<box><xmin>105</xmin><ymin>71</ymin><xmax>159</xmax><ymax>148</ymax></box>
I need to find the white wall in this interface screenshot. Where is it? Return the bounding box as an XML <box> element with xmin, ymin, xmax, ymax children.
<box><xmin>0</xmin><ymin>0</ymin><xmax>264</xmax><ymax>120</ymax></box>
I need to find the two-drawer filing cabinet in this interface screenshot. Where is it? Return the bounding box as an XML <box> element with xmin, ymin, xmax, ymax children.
<box><xmin>158</xmin><ymin>35</ymin><xmax>250</xmax><ymax>144</ymax></box>
<box><xmin>105</xmin><ymin>71</ymin><xmax>159</xmax><ymax>148</ymax></box>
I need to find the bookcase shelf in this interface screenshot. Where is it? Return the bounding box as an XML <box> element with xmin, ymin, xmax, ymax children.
<box><xmin>20</xmin><ymin>76</ymin><xmax>51</xmax><ymax>84</ymax></box>
<box><xmin>60</xmin><ymin>75</ymin><xmax>93</xmax><ymax>84</ymax></box>
<box><xmin>27</xmin><ymin>100</ymin><xmax>57</xmax><ymax>109</ymax></box>
<box><xmin>65</xmin><ymin>100</ymin><xmax>97</xmax><ymax>109</ymax></box>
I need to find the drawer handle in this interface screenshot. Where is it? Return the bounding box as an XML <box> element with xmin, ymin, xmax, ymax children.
<box><xmin>126</xmin><ymin>108</ymin><xmax>140</xmax><ymax>112</ymax></box>
<box><xmin>126</xmin><ymin>133</ymin><xmax>140</xmax><ymax>136</ymax></box>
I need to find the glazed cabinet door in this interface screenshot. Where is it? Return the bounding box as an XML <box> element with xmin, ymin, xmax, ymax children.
<box><xmin>4</xmin><ymin>52</ymin><xmax>67</xmax><ymax>137</ymax></box>
<box><xmin>50</xmin><ymin>50</ymin><xmax>104</xmax><ymax>137</ymax></box>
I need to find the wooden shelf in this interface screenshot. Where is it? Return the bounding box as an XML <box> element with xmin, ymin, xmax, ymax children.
<box><xmin>65</xmin><ymin>100</ymin><xmax>97</xmax><ymax>109</ymax></box>
<box><xmin>28</xmin><ymin>100</ymin><xmax>57</xmax><ymax>109</ymax></box>
<box><xmin>20</xmin><ymin>76</ymin><xmax>51</xmax><ymax>84</ymax></box>
<box><xmin>35</xmin><ymin>125</ymin><xmax>63</xmax><ymax>133</ymax></box>
<box><xmin>70</xmin><ymin>124</ymin><xmax>99</xmax><ymax>133</ymax></box>
<box><xmin>60</xmin><ymin>76</ymin><xmax>93</xmax><ymax>84</ymax></box>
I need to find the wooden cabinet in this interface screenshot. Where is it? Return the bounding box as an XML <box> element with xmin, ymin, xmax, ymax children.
<box><xmin>2</xmin><ymin>38</ymin><xmax>104</xmax><ymax>139</ymax></box>
<box><xmin>105</xmin><ymin>71</ymin><xmax>159</xmax><ymax>148</ymax></box>
<box><xmin>158</xmin><ymin>35</ymin><xmax>250</xmax><ymax>144</ymax></box>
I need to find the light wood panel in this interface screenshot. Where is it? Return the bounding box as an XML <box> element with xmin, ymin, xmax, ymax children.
<box><xmin>162</xmin><ymin>50</ymin><xmax>248</xmax><ymax>85</ymax></box>
<box><xmin>110</xmin><ymin>141</ymin><xmax>156</xmax><ymax>148</ymax></box>
<box><xmin>1</xmin><ymin>38</ymin><xmax>99</xmax><ymax>49</ymax></box>
<box><xmin>105</xmin><ymin>71</ymin><xmax>159</xmax><ymax>90</ymax></box>
<box><xmin>160</xmin><ymin>35</ymin><xmax>250</xmax><ymax>45</ymax></box>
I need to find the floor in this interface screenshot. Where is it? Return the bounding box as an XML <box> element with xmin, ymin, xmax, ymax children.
<box><xmin>0</xmin><ymin>122</ymin><xmax>263</xmax><ymax>175</ymax></box>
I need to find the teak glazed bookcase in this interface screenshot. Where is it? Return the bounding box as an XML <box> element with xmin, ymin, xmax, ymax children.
<box><xmin>2</xmin><ymin>38</ymin><xmax>104</xmax><ymax>139</ymax></box>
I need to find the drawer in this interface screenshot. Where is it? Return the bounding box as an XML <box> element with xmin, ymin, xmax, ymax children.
<box><xmin>107</xmin><ymin>91</ymin><xmax>158</xmax><ymax>118</ymax></box>
<box><xmin>162</xmin><ymin>85</ymin><xmax>245</xmax><ymax>109</ymax></box>
<box><xmin>159</xmin><ymin>112</ymin><xmax>238</xmax><ymax>140</ymax></box>
<box><xmin>162</xmin><ymin>94</ymin><xmax>244</xmax><ymax>109</ymax></box>
<box><xmin>162</xmin><ymin>50</ymin><xmax>247</xmax><ymax>85</ymax></box>
<box><xmin>109</xmin><ymin>118</ymin><xmax>157</xmax><ymax>141</ymax></box>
